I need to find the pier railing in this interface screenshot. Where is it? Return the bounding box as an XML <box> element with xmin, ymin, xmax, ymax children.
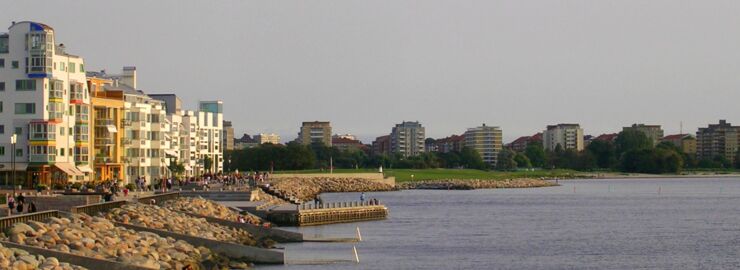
<box><xmin>299</xmin><ymin>201</ymin><xmax>382</xmax><ymax>210</ymax></box>
<box><xmin>0</xmin><ymin>210</ymin><xmax>60</xmax><ymax>231</ymax></box>
<box><xmin>137</xmin><ymin>192</ymin><xmax>181</xmax><ymax>205</ymax></box>
<box><xmin>71</xmin><ymin>200</ymin><xmax>127</xmax><ymax>216</ymax></box>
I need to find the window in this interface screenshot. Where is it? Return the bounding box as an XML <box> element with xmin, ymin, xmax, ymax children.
<box><xmin>14</xmin><ymin>103</ymin><xmax>35</xmax><ymax>114</ymax></box>
<box><xmin>14</xmin><ymin>127</ymin><xmax>21</xmax><ymax>135</ymax></box>
<box><xmin>11</xmin><ymin>61</ymin><xmax>18</xmax><ymax>69</ymax></box>
<box><xmin>0</xmin><ymin>36</ymin><xmax>7</xmax><ymax>53</ymax></box>
<box><xmin>0</xmin><ymin>59</ymin><xmax>4</xmax><ymax>68</ymax></box>
<box><xmin>79</xmin><ymin>64</ymin><xmax>84</xmax><ymax>72</ymax></box>
<box><xmin>60</xmin><ymin>126</ymin><xmax>65</xmax><ymax>135</ymax></box>
<box><xmin>15</xmin><ymin>149</ymin><xmax>22</xmax><ymax>157</ymax></box>
<box><xmin>15</xmin><ymin>79</ymin><xmax>36</xmax><ymax>91</ymax></box>
<box><xmin>0</xmin><ymin>82</ymin><xmax>4</xmax><ymax>91</ymax></box>
<box><xmin>60</xmin><ymin>148</ymin><xmax>64</xmax><ymax>156</ymax></box>
<box><xmin>1</xmin><ymin>101</ymin><xmax>3</xmax><ymax>112</ymax></box>
<box><xmin>0</xmin><ymin>146</ymin><xmax>5</xmax><ymax>156</ymax></box>
<box><xmin>68</xmin><ymin>63</ymin><xmax>75</xmax><ymax>73</ymax></box>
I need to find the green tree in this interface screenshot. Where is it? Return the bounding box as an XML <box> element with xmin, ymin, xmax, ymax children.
<box><xmin>496</xmin><ymin>148</ymin><xmax>518</xmax><ymax>170</ymax></box>
<box><xmin>524</xmin><ymin>142</ymin><xmax>547</xmax><ymax>168</ymax></box>
<box><xmin>586</xmin><ymin>140</ymin><xmax>617</xmax><ymax>169</ymax></box>
<box><xmin>615</xmin><ymin>130</ymin><xmax>653</xmax><ymax>156</ymax></box>
<box><xmin>460</xmin><ymin>147</ymin><xmax>487</xmax><ymax>169</ymax></box>
<box><xmin>202</xmin><ymin>156</ymin><xmax>213</xmax><ymax>173</ymax></box>
<box><xmin>513</xmin><ymin>153</ymin><xmax>532</xmax><ymax>168</ymax></box>
<box><xmin>168</xmin><ymin>159</ymin><xmax>185</xmax><ymax>178</ymax></box>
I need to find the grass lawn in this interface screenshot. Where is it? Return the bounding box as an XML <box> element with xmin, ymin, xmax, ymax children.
<box><xmin>272</xmin><ymin>168</ymin><xmax>588</xmax><ymax>182</ymax></box>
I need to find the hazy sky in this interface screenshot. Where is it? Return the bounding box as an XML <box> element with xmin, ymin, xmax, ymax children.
<box><xmin>4</xmin><ymin>1</ymin><xmax>740</xmax><ymax>143</ymax></box>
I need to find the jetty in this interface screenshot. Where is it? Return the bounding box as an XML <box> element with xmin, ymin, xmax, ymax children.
<box><xmin>258</xmin><ymin>201</ymin><xmax>389</xmax><ymax>226</ymax></box>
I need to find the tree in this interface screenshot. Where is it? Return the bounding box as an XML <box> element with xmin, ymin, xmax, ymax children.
<box><xmin>524</xmin><ymin>142</ymin><xmax>547</xmax><ymax>168</ymax></box>
<box><xmin>167</xmin><ymin>158</ymin><xmax>185</xmax><ymax>178</ymax></box>
<box><xmin>620</xmin><ymin>148</ymin><xmax>683</xmax><ymax>174</ymax></box>
<box><xmin>496</xmin><ymin>148</ymin><xmax>518</xmax><ymax>171</ymax></box>
<box><xmin>459</xmin><ymin>147</ymin><xmax>487</xmax><ymax>169</ymax></box>
<box><xmin>513</xmin><ymin>153</ymin><xmax>532</xmax><ymax>168</ymax></box>
<box><xmin>615</xmin><ymin>130</ymin><xmax>652</xmax><ymax>156</ymax></box>
<box><xmin>202</xmin><ymin>156</ymin><xmax>213</xmax><ymax>173</ymax></box>
<box><xmin>586</xmin><ymin>140</ymin><xmax>617</xmax><ymax>169</ymax></box>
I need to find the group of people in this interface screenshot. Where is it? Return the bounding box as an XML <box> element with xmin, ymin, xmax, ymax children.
<box><xmin>360</xmin><ymin>192</ymin><xmax>380</xmax><ymax>205</ymax></box>
<box><xmin>6</xmin><ymin>193</ymin><xmax>37</xmax><ymax>215</ymax></box>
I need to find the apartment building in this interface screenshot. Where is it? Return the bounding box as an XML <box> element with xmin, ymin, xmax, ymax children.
<box><xmin>463</xmin><ymin>124</ymin><xmax>503</xmax><ymax>166</ymax></box>
<box><xmin>371</xmin><ymin>135</ymin><xmax>390</xmax><ymax>156</ymax></box>
<box><xmin>623</xmin><ymin>124</ymin><xmax>664</xmax><ymax>145</ymax></box>
<box><xmin>696</xmin><ymin>120</ymin><xmax>740</xmax><ymax>163</ymax></box>
<box><xmin>87</xmin><ymin>74</ymin><xmax>125</xmax><ymax>182</ymax></box>
<box><xmin>661</xmin><ymin>134</ymin><xmax>697</xmax><ymax>155</ymax></box>
<box><xmin>254</xmin><ymin>133</ymin><xmax>280</xmax><ymax>144</ymax></box>
<box><xmin>197</xmin><ymin>101</ymin><xmax>224</xmax><ymax>174</ymax></box>
<box><xmin>222</xmin><ymin>120</ymin><xmax>234</xmax><ymax>152</ymax></box>
<box><xmin>297</xmin><ymin>121</ymin><xmax>332</xmax><ymax>146</ymax></box>
<box><xmin>390</xmin><ymin>121</ymin><xmax>425</xmax><ymax>157</ymax></box>
<box><xmin>542</xmin><ymin>124</ymin><xmax>584</xmax><ymax>151</ymax></box>
<box><xmin>0</xmin><ymin>21</ymin><xmax>92</xmax><ymax>187</ymax></box>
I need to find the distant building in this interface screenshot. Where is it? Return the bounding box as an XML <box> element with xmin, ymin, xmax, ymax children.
<box><xmin>508</xmin><ymin>133</ymin><xmax>544</xmax><ymax>152</ymax></box>
<box><xmin>332</xmin><ymin>137</ymin><xmax>364</xmax><ymax>152</ymax></box>
<box><xmin>234</xmin><ymin>134</ymin><xmax>259</xmax><ymax>149</ymax></box>
<box><xmin>254</xmin><ymin>133</ymin><xmax>280</xmax><ymax>144</ymax></box>
<box><xmin>222</xmin><ymin>121</ymin><xmax>234</xmax><ymax>152</ymax></box>
<box><xmin>583</xmin><ymin>135</ymin><xmax>595</xmax><ymax>146</ymax></box>
<box><xmin>463</xmin><ymin>124</ymin><xmax>503</xmax><ymax>166</ymax></box>
<box><xmin>696</xmin><ymin>120</ymin><xmax>740</xmax><ymax>163</ymax></box>
<box><xmin>298</xmin><ymin>121</ymin><xmax>332</xmax><ymax>146</ymax></box>
<box><xmin>661</xmin><ymin>134</ymin><xmax>697</xmax><ymax>154</ymax></box>
<box><xmin>390</xmin><ymin>121</ymin><xmax>425</xmax><ymax>157</ymax></box>
<box><xmin>543</xmin><ymin>124</ymin><xmax>584</xmax><ymax>151</ymax></box>
<box><xmin>333</xmin><ymin>134</ymin><xmax>356</xmax><ymax>140</ymax></box>
<box><xmin>424</xmin><ymin>138</ymin><xmax>438</xmax><ymax>152</ymax></box>
<box><xmin>433</xmin><ymin>135</ymin><xmax>465</xmax><ymax>153</ymax></box>
<box><xmin>593</xmin><ymin>133</ymin><xmax>618</xmax><ymax>143</ymax></box>
<box><xmin>372</xmin><ymin>135</ymin><xmax>391</xmax><ymax>155</ymax></box>
<box><xmin>623</xmin><ymin>124</ymin><xmax>664</xmax><ymax>145</ymax></box>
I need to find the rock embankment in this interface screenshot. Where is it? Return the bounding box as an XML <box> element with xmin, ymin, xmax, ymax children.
<box><xmin>252</xmin><ymin>188</ymin><xmax>287</xmax><ymax>207</ymax></box>
<box><xmin>2</xmin><ymin>214</ymin><xmax>220</xmax><ymax>269</ymax></box>
<box><xmin>398</xmin><ymin>178</ymin><xmax>558</xmax><ymax>190</ymax></box>
<box><xmin>0</xmin><ymin>242</ymin><xmax>86</xmax><ymax>270</ymax></box>
<box><xmin>162</xmin><ymin>197</ymin><xmax>264</xmax><ymax>225</ymax></box>
<box><xmin>105</xmin><ymin>203</ymin><xmax>268</xmax><ymax>248</ymax></box>
<box><xmin>270</xmin><ymin>177</ymin><xmax>396</xmax><ymax>202</ymax></box>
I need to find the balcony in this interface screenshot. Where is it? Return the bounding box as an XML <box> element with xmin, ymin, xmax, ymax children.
<box><xmin>95</xmin><ymin>119</ymin><xmax>115</xmax><ymax>126</ymax></box>
<box><xmin>74</xmin><ymin>134</ymin><xmax>89</xmax><ymax>142</ymax></box>
<box><xmin>94</xmin><ymin>156</ymin><xmax>114</xmax><ymax>164</ymax></box>
<box><xmin>121</xmin><ymin>119</ymin><xmax>132</xmax><ymax>127</ymax></box>
<box><xmin>30</xmin><ymin>154</ymin><xmax>55</xmax><ymax>163</ymax></box>
<box><xmin>121</xmin><ymin>138</ymin><xmax>132</xmax><ymax>145</ymax></box>
<box><xmin>94</xmin><ymin>137</ymin><xmax>114</xmax><ymax>145</ymax></box>
<box><xmin>49</xmin><ymin>89</ymin><xmax>63</xmax><ymax>100</ymax></box>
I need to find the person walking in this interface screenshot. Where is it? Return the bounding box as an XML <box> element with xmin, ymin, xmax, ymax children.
<box><xmin>7</xmin><ymin>195</ymin><xmax>14</xmax><ymax>216</ymax></box>
<box><xmin>360</xmin><ymin>192</ymin><xmax>366</xmax><ymax>202</ymax></box>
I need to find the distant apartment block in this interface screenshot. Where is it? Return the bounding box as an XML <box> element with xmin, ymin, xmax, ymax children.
<box><xmin>661</xmin><ymin>134</ymin><xmax>697</xmax><ymax>155</ymax></box>
<box><xmin>234</xmin><ymin>134</ymin><xmax>259</xmax><ymax>149</ymax></box>
<box><xmin>255</xmin><ymin>133</ymin><xmax>280</xmax><ymax>144</ymax></box>
<box><xmin>390</xmin><ymin>121</ymin><xmax>425</xmax><ymax>157</ymax></box>
<box><xmin>623</xmin><ymin>124</ymin><xmax>664</xmax><ymax>145</ymax></box>
<box><xmin>507</xmin><ymin>133</ymin><xmax>542</xmax><ymax>152</ymax></box>
<box><xmin>222</xmin><ymin>120</ymin><xmax>234</xmax><ymax>152</ymax></box>
<box><xmin>430</xmin><ymin>135</ymin><xmax>464</xmax><ymax>153</ymax></box>
<box><xmin>593</xmin><ymin>133</ymin><xmax>618</xmax><ymax>143</ymax></box>
<box><xmin>696</xmin><ymin>120</ymin><xmax>740</xmax><ymax>163</ymax></box>
<box><xmin>371</xmin><ymin>135</ymin><xmax>391</xmax><ymax>156</ymax></box>
<box><xmin>463</xmin><ymin>124</ymin><xmax>502</xmax><ymax>166</ymax></box>
<box><xmin>543</xmin><ymin>124</ymin><xmax>584</xmax><ymax>151</ymax></box>
<box><xmin>298</xmin><ymin>121</ymin><xmax>332</xmax><ymax>146</ymax></box>
<box><xmin>332</xmin><ymin>136</ymin><xmax>364</xmax><ymax>152</ymax></box>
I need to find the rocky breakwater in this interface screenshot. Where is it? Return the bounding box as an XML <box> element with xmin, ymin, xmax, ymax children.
<box><xmin>271</xmin><ymin>177</ymin><xmax>396</xmax><ymax>202</ymax></box>
<box><xmin>398</xmin><ymin>178</ymin><xmax>558</xmax><ymax>190</ymax></box>
<box><xmin>106</xmin><ymin>203</ymin><xmax>273</xmax><ymax>248</ymax></box>
<box><xmin>162</xmin><ymin>197</ymin><xmax>264</xmax><ymax>225</ymax></box>
<box><xmin>0</xmin><ymin>242</ymin><xmax>87</xmax><ymax>270</ymax></box>
<box><xmin>1</xmin><ymin>214</ymin><xmax>233</xmax><ymax>269</ymax></box>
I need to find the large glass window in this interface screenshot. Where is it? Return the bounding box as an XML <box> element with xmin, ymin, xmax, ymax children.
<box><xmin>15</xmin><ymin>79</ymin><xmax>36</xmax><ymax>91</ymax></box>
<box><xmin>0</xmin><ymin>35</ymin><xmax>8</xmax><ymax>54</ymax></box>
<box><xmin>14</xmin><ymin>103</ymin><xmax>36</xmax><ymax>114</ymax></box>
<box><xmin>30</xmin><ymin>123</ymin><xmax>56</xmax><ymax>140</ymax></box>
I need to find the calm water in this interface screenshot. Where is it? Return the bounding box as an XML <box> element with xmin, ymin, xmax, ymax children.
<box><xmin>263</xmin><ymin>178</ymin><xmax>740</xmax><ymax>269</ymax></box>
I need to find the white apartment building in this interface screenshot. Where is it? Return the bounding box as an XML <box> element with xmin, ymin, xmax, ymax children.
<box><xmin>254</xmin><ymin>133</ymin><xmax>280</xmax><ymax>144</ymax></box>
<box><xmin>390</xmin><ymin>121</ymin><xmax>425</xmax><ymax>157</ymax></box>
<box><xmin>543</xmin><ymin>123</ymin><xmax>584</xmax><ymax>151</ymax></box>
<box><xmin>0</xmin><ymin>21</ymin><xmax>92</xmax><ymax>187</ymax></box>
<box><xmin>197</xmin><ymin>101</ymin><xmax>223</xmax><ymax>174</ymax></box>
<box><xmin>103</xmin><ymin>67</ymin><xmax>170</xmax><ymax>185</ymax></box>
<box><xmin>463</xmin><ymin>124</ymin><xmax>503</xmax><ymax>166</ymax></box>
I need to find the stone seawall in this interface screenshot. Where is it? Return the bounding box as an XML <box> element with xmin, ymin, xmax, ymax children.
<box><xmin>271</xmin><ymin>177</ymin><xmax>397</xmax><ymax>202</ymax></box>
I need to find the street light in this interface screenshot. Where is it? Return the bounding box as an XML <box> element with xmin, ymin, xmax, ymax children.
<box><xmin>11</xmin><ymin>134</ymin><xmax>17</xmax><ymax>196</ymax></box>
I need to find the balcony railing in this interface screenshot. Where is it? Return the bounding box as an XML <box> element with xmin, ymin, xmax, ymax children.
<box><xmin>94</xmin><ymin>138</ymin><xmax>114</xmax><ymax>145</ymax></box>
<box><xmin>121</xmin><ymin>119</ymin><xmax>131</xmax><ymax>126</ymax></box>
<box><xmin>121</xmin><ymin>138</ymin><xmax>132</xmax><ymax>145</ymax></box>
<box><xmin>31</xmin><ymin>132</ymin><xmax>56</xmax><ymax>141</ymax></box>
<box><xmin>95</xmin><ymin>119</ymin><xmax>115</xmax><ymax>126</ymax></box>
<box><xmin>47</xmin><ymin>112</ymin><xmax>64</xmax><ymax>121</ymax></box>
<box><xmin>49</xmin><ymin>89</ymin><xmax>63</xmax><ymax>99</ymax></box>
<box><xmin>74</xmin><ymin>134</ymin><xmax>89</xmax><ymax>142</ymax></box>
<box><xmin>30</xmin><ymin>154</ymin><xmax>56</xmax><ymax>163</ymax></box>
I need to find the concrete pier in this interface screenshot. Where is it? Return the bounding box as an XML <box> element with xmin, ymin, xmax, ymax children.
<box><xmin>264</xmin><ymin>202</ymin><xmax>389</xmax><ymax>226</ymax></box>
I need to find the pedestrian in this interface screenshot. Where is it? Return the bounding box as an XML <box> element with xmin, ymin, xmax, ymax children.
<box><xmin>360</xmin><ymin>192</ymin><xmax>365</xmax><ymax>202</ymax></box>
<box><xmin>317</xmin><ymin>195</ymin><xmax>324</xmax><ymax>208</ymax></box>
<box><xmin>16</xmin><ymin>193</ymin><xmax>25</xmax><ymax>205</ymax></box>
<box><xmin>7</xmin><ymin>195</ymin><xmax>15</xmax><ymax>216</ymax></box>
<box><xmin>16</xmin><ymin>201</ymin><xmax>23</xmax><ymax>213</ymax></box>
<box><xmin>28</xmin><ymin>201</ymin><xmax>36</xmax><ymax>213</ymax></box>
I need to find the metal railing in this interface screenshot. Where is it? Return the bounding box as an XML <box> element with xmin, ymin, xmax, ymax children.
<box><xmin>299</xmin><ymin>201</ymin><xmax>382</xmax><ymax>210</ymax></box>
<box><xmin>70</xmin><ymin>200</ymin><xmax>127</xmax><ymax>216</ymax></box>
<box><xmin>0</xmin><ymin>210</ymin><xmax>60</xmax><ymax>231</ymax></box>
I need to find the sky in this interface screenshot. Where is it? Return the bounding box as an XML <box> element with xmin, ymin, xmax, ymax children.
<box><xmin>4</xmin><ymin>0</ymin><xmax>740</xmax><ymax>143</ymax></box>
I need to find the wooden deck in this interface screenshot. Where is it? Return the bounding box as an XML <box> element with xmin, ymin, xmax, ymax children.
<box><xmin>265</xmin><ymin>202</ymin><xmax>389</xmax><ymax>226</ymax></box>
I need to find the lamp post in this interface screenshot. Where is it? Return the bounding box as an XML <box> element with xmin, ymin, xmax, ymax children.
<box><xmin>11</xmin><ymin>134</ymin><xmax>17</xmax><ymax>195</ymax></box>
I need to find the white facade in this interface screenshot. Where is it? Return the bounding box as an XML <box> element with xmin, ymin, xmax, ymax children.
<box><xmin>255</xmin><ymin>133</ymin><xmax>280</xmax><ymax>144</ymax></box>
<box><xmin>0</xmin><ymin>21</ymin><xmax>92</xmax><ymax>186</ymax></box>
<box><xmin>390</xmin><ymin>121</ymin><xmax>425</xmax><ymax>157</ymax></box>
<box><xmin>543</xmin><ymin>124</ymin><xmax>584</xmax><ymax>151</ymax></box>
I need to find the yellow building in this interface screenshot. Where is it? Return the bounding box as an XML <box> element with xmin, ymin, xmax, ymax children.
<box><xmin>88</xmin><ymin>76</ymin><xmax>126</xmax><ymax>182</ymax></box>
